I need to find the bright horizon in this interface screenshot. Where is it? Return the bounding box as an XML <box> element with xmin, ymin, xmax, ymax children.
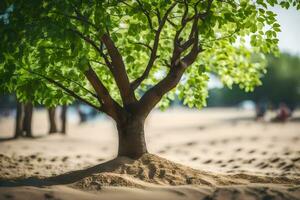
<box><xmin>272</xmin><ymin>6</ymin><xmax>300</xmax><ymax>55</ymax></box>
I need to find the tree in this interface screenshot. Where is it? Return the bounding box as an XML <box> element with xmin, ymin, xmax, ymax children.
<box><xmin>0</xmin><ymin>0</ymin><xmax>299</xmax><ymax>158</ymax></box>
<box><xmin>14</xmin><ymin>102</ymin><xmax>34</xmax><ymax>138</ymax></box>
<box><xmin>48</xmin><ymin>107</ymin><xmax>58</xmax><ymax>134</ymax></box>
<box><xmin>208</xmin><ymin>53</ymin><xmax>300</xmax><ymax>110</ymax></box>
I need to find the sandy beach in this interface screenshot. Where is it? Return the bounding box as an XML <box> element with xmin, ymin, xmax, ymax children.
<box><xmin>0</xmin><ymin>108</ymin><xmax>299</xmax><ymax>200</ymax></box>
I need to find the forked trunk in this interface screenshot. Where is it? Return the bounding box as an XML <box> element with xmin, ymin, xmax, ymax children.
<box><xmin>117</xmin><ymin>118</ymin><xmax>147</xmax><ymax>159</ymax></box>
<box><xmin>23</xmin><ymin>103</ymin><xmax>33</xmax><ymax>137</ymax></box>
<box><xmin>14</xmin><ymin>102</ymin><xmax>24</xmax><ymax>138</ymax></box>
<box><xmin>48</xmin><ymin>107</ymin><xmax>57</xmax><ymax>134</ymax></box>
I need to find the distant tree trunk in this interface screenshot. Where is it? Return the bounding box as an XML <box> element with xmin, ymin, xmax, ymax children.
<box><xmin>14</xmin><ymin>101</ymin><xmax>24</xmax><ymax>138</ymax></box>
<box><xmin>48</xmin><ymin>107</ymin><xmax>57</xmax><ymax>134</ymax></box>
<box><xmin>23</xmin><ymin>102</ymin><xmax>33</xmax><ymax>137</ymax></box>
<box><xmin>76</xmin><ymin>105</ymin><xmax>87</xmax><ymax>123</ymax></box>
<box><xmin>60</xmin><ymin>105</ymin><xmax>67</xmax><ymax>134</ymax></box>
<box><xmin>117</xmin><ymin>118</ymin><xmax>147</xmax><ymax>159</ymax></box>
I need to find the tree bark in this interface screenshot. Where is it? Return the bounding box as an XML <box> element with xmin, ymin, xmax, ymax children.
<box><xmin>60</xmin><ymin>105</ymin><xmax>67</xmax><ymax>134</ymax></box>
<box><xmin>48</xmin><ymin>107</ymin><xmax>57</xmax><ymax>134</ymax></box>
<box><xmin>14</xmin><ymin>101</ymin><xmax>24</xmax><ymax>138</ymax></box>
<box><xmin>23</xmin><ymin>102</ymin><xmax>33</xmax><ymax>137</ymax></box>
<box><xmin>117</xmin><ymin>117</ymin><xmax>147</xmax><ymax>159</ymax></box>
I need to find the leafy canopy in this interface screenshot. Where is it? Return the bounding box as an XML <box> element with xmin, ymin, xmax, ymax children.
<box><xmin>0</xmin><ymin>0</ymin><xmax>298</xmax><ymax>114</ymax></box>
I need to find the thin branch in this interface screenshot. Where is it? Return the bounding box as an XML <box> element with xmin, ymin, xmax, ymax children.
<box><xmin>51</xmin><ymin>11</ymin><xmax>98</xmax><ymax>30</ymax></box>
<box><xmin>89</xmin><ymin>59</ymin><xmax>106</xmax><ymax>66</ymax></box>
<box><xmin>129</xmin><ymin>41</ymin><xmax>153</xmax><ymax>51</ymax></box>
<box><xmin>136</xmin><ymin>0</ymin><xmax>155</xmax><ymax>31</ymax></box>
<box><xmin>26</xmin><ymin>69</ymin><xmax>101</xmax><ymax>111</ymax></box>
<box><xmin>51</xmin><ymin>69</ymin><xmax>98</xmax><ymax>98</ymax></box>
<box><xmin>131</xmin><ymin>2</ymin><xmax>177</xmax><ymax>90</ymax></box>
<box><xmin>68</xmin><ymin>28</ymin><xmax>101</xmax><ymax>53</ymax></box>
<box><xmin>135</xmin><ymin>0</ymin><xmax>215</xmax><ymax>117</ymax></box>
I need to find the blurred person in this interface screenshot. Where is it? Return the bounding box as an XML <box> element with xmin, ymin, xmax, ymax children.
<box><xmin>272</xmin><ymin>103</ymin><xmax>291</xmax><ymax>122</ymax></box>
<box><xmin>255</xmin><ymin>102</ymin><xmax>267</xmax><ymax>121</ymax></box>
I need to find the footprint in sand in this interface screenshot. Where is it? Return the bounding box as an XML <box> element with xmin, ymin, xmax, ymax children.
<box><xmin>186</xmin><ymin>141</ymin><xmax>197</xmax><ymax>146</ymax></box>
<box><xmin>260</xmin><ymin>163</ymin><xmax>269</xmax><ymax>169</ymax></box>
<box><xmin>291</xmin><ymin>157</ymin><xmax>300</xmax><ymax>162</ymax></box>
<box><xmin>249</xmin><ymin>136</ymin><xmax>258</xmax><ymax>141</ymax></box>
<box><xmin>44</xmin><ymin>193</ymin><xmax>54</xmax><ymax>199</ymax></box>
<box><xmin>203</xmin><ymin>159</ymin><xmax>212</xmax><ymax>164</ymax></box>
<box><xmin>270</xmin><ymin>157</ymin><xmax>280</xmax><ymax>163</ymax></box>
<box><xmin>191</xmin><ymin>157</ymin><xmax>198</xmax><ymax>161</ymax></box>
<box><xmin>277</xmin><ymin>162</ymin><xmax>286</xmax><ymax>168</ymax></box>
<box><xmin>261</xmin><ymin>151</ymin><xmax>268</xmax><ymax>155</ymax></box>
<box><xmin>3</xmin><ymin>194</ymin><xmax>14</xmax><ymax>199</ymax></box>
<box><xmin>282</xmin><ymin>164</ymin><xmax>294</xmax><ymax>171</ymax></box>
<box><xmin>62</xmin><ymin>156</ymin><xmax>69</xmax><ymax>162</ymax></box>
<box><xmin>248</xmin><ymin>150</ymin><xmax>256</xmax><ymax>154</ymax></box>
<box><xmin>244</xmin><ymin>158</ymin><xmax>256</xmax><ymax>164</ymax></box>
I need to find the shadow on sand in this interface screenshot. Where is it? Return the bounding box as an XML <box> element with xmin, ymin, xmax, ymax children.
<box><xmin>0</xmin><ymin>135</ymin><xmax>47</xmax><ymax>142</ymax></box>
<box><xmin>0</xmin><ymin>157</ymin><xmax>133</xmax><ymax>187</ymax></box>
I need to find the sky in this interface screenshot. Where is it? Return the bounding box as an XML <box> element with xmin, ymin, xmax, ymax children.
<box><xmin>272</xmin><ymin>7</ymin><xmax>300</xmax><ymax>55</ymax></box>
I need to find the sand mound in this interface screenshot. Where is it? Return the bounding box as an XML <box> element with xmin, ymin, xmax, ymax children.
<box><xmin>72</xmin><ymin>154</ymin><xmax>300</xmax><ymax>190</ymax></box>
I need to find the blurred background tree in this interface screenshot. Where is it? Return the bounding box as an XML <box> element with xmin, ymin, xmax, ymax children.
<box><xmin>208</xmin><ymin>52</ymin><xmax>300</xmax><ymax>112</ymax></box>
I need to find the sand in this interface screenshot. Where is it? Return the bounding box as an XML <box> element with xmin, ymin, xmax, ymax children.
<box><xmin>0</xmin><ymin>107</ymin><xmax>300</xmax><ymax>199</ymax></box>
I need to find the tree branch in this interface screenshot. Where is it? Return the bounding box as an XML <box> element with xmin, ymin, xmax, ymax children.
<box><xmin>129</xmin><ymin>41</ymin><xmax>153</xmax><ymax>52</ymax></box>
<box><xmin>84</xmin><ymin>64</ymin><xmax>123</xmax><ymax>120</ymax></box>
<box><xmin>27</xmin><ymin>69</ymin><xmax>102</xmax><ymax>111</ymax></box>
<box><xmin>100</xmin><ymin>33</ymin><xmax>136</xmax><ymax>106</ymax></box>
<box><xmin>131</xmin><ymin>2</ymin><xmax>177</xmax><ymax>90</ymax></box>
<box><xmin>135</xmin><ymin>0</ymin><xmax>214</xmax><ymax>117</ymax></box>
<box><xmin>51</xmin><ymin>11</ymin><xmax>98</xmax><ymax>30</ymax></box>
<box><xmin>51</xmin><ymin>69</ymin><xmax>98</xmax><ymax>99</ymax></box>
<box><xmin>136</xmin><ymin>65</ymin><xmax>186</xmax><ymax>118</ymax></box>
<box><xmin>136</xmin><ymin>0</ymin><xmax>155</xmax><ymax>31</ymax></box>
<box><xmin>68</xmin><ymin>28</ymin><xmax>101</xmax><ymax>53</ymax></box>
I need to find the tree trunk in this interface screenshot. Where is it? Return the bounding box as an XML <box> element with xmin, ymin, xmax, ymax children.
<box><xmin>48</xmin><ymin>107</ymin><xmax>57</xmax><ymax>134</ymax></box>
<box><xmin>60</xmin><ymin>105</ymin><xmax>67</xmax><ymax>134</ymax></box>
<box><xmin>14</xmin><ymin>102</ymin><xmax>24</xmax><ymax>138</ymax></box>
<box><xmin>117</xmin><ymin>118</ymin><xmax>148</xmax><ymax>159</ymax></box>
<box><xmin>23</xmin><ymin>103</ymin><xmax>33</xmax><ymax>137</ymax></box>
